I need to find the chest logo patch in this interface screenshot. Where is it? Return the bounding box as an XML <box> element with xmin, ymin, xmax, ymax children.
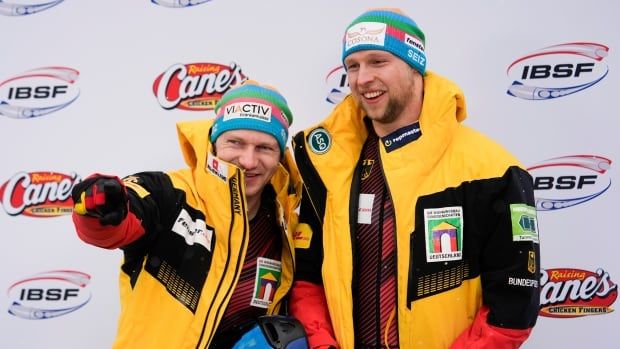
<box><xmin>308</xmin><ymin>128</ymin><xmax>331</xmax><ymax>155</ymax></box>
<box><xmin>423</xmin><ymin>206</ymin><xmax>464</xmax><ymax>263</ymax></box>
<box><xmin>361</xmin><ymin>159</ymin><xmax>375</xmax><ymax>180</ymax></box>
<box><xmin>251</xmin><ymin>257</ymin><xmax>282</xmax><ymax>308</ymax></box>
<box><xmin>510</xmin><ymin>204</ymin><xmax>539</xmax><ymax>243</ymax></box>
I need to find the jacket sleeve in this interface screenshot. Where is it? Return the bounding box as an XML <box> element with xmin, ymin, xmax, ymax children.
<box><xmin>290</xmin><ymin>281</ymin><xmax>338</xmax><ymax>348</ymax></box>
<box><xmin>291</xmin><ymin>189</ymin><xmax>338</xmax><ymax>348</ymax></box>
<box><xmin>72</xmin><ymin>171</ymin><xmax>177</xmax><ymax>250</ymax></box>
<box><xmin>454</xmin><ymin>166</ymin><xmax>540</xmax><ymax>347</ymax></box>
<box><xmin>73</xmin><ymin>209</ymin><xmax>144</xmax><ymax>249</ymax></box>
<box><xmin>450</xmin><ymin>306</ymin><xmax>531</xmax><ymax>349</ymax></box>
<box><xmin>291</xmin><ymin>131</ymin><xmax>339</xmax><ymax>348</ymax></box>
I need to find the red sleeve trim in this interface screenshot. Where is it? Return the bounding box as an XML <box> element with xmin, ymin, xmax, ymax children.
<box><xmin>450</xmin><ymin>305</ymin><xmax>532</xmax><ymax>349</ymax></box>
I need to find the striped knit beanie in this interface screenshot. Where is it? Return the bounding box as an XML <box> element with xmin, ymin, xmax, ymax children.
<box><xmin>342</xmin><ymin>8</ymin><xmax>427</xmax><ymax>75</ymax></box>
<box><xmin>211</xmin><ymin>80</ymin><xmax>293</xmax><ymax>152</ymax></box>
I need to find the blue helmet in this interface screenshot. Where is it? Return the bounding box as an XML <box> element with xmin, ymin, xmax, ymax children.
<box><xmin>232</xmin><ymin>315</ymin><xmax>309</xmax><ymax>349</ymax></box>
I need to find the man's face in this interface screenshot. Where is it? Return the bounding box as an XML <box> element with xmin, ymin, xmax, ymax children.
<box><xmin>214</xmin><ymin>129</ymin><xmax>281</xmax><ymax>202</ymax></box>
<box><xmin>344</xmin><ymin>50</ymin><xmax>418</xmax><ymax>126</ymax></box>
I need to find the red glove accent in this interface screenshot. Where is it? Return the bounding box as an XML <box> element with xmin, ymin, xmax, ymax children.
<box><xmin>72</xmin><ymin>174</ymin><xmax>145</xmax><ymax>249</ymax></box>
<box><xmin>290</xmin><ymin>281</ymin><xmax>338</xmax><ymax>349</ymax></box>
<box><xmin>73</xmin><ymin>210</ymin><xmax>145</xmax><ymax>249</ymax></box>
<box><xmin>450</xmin><ymin>306</ymin><xmax>532</xmax><ymax>349</ymax></box>
<box><xmin>72</xmin><ymin>174</ymin><xmax>128</xmax><ymax>226</ymax></box>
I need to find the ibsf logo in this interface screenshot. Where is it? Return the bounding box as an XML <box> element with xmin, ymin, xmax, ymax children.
<box><xmin>0</xmin><ymin>171</ymin><xmax>80</xmax><ymax>217</ymax></box>
<box><xmin>507</xmin><ymin>42</ymin><xmax>609</xmax><ymax>100</ymax></box>
<box><xmin>0</xmin><ymin>0</ymin><xmax>64</xmax><ymax>16</ymax></box>
<box><xmin>7</xmin><ymin>270</ymin><xmax>91</xmax><ymax>320</ymax></box>
<box><xmin>153</xmin><ymin>62</ymin><xmax>247</xmax><ymax>111</ymax></box>
<box><xmin>528</xmin><ymin>155</ymin><xmax>612</xmax><ymax>211</ymax></box>
<box><xmin>151</xmin><ymin>0</ymin><xmax>212</xmax><ymax>8</ymax></box>
<box><xmin>0</xmin><ymin>66</ymin><xmax>80</xmax><ymax>119</ymax></box>
<box><xmin>540</xmin><ymin>268</ymin><xmax>617</xmax><ymax>318</ymax></box>
<box><xmin>325</xmin><ymin>65</ymin><xmax>349</xmax><ymax>104</ymax></box>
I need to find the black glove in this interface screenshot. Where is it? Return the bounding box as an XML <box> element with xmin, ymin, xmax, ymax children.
<box><xmin>72</xmin><ymin>174</ymin><xmax>128</xmax><ymax>226</ymax></box>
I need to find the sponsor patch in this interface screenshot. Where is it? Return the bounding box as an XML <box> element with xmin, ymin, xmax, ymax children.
<box><xmin>381</xmin><ymin>122</ymin><xmax>421</xmax><ymax>152</ymax></box>
<box><xmin>206</xmin><ymin>153</ymin><xmax>228</xmax><ymax>182</ymax></box>
<box><xmin>345</xmin><ymin>22</ymin><xmax>387</xmax><ymax>50</ymax></box>
<box><xmin>171</xmin><ymin>208</ymin><xmax>213</xmax><ymax>251</ymax></box>
<box><xmin>223</xmin><ymin>102</ymin><xmax>271</xmax><ymax>122</ymax></box>
<box><xmin>509</xmin><ymin>204</ymin><xmax>539</xmax><ymax>243</ymax></box>
<box><xmin>404</xmin><ymin>34</ymin><xmax>425</xmax><ymax>51</ymax></box>
<box><xmin>508</xmin><ymin>277</ymin><xmax>539</xmax><ymax>288</ymax></box>
<box><xmin>307</xmin><ymin>128</ymin><xmax>331</xmax><ymax>155</ymax></box>
<box><xmin>424</xmin><ymin>207</ymin><xmax>463</xmax><ymax>263</ymax></box>
<box><xmin>357</xmin><ymin>193</ymin><xmax>374</xmax><ymax>224</ymax></box>
<box><xmin>251</xmin><ymin>257</ymin><xmax>282</xmax><ymax>308</ymax></box>
<box><xmin>293</xmin><ymin>223</ymin><xmax>312</xmax><ymax>249</ymax></box>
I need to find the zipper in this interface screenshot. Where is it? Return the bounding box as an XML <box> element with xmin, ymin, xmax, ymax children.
<box><xmin>195</xmin><ymin>169</ymin><xmax>248</xmax><ymax>348</ymax></box>
<box><xmin>378</xmin><ymin>139</ymin><xmax>399</xmax><ymax>347</ymax></box>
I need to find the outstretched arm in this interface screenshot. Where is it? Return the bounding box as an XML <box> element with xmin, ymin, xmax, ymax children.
<box><xmin>71</xmin><ymin>174</ymin><xmax>144</xmax><ymax>249</ymax></box>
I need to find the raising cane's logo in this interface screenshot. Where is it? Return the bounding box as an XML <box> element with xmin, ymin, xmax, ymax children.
<box><xmin>153</xmin><ymin>62</ymin><xmax>247</xmax><ymax>111</ymax></box>
<box><xmin>0</xmin><ymin>0</ymin><xmax>64</xmax><ymax>16</ymax></box>
<box><xmin>0</xmin><ymin>171</ymin><xmax>80</xmax><ymax>217</ymax></box>
<box><xmin>540</xmin><ymin>268</ymin><xmax>617</xmax><ymax>318</ymax></box>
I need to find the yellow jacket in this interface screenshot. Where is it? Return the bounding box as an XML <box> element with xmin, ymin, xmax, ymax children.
<box><xmin>75</xmin><ymin>119</ymin><xmax>302</xmax><ymax>348</ymax></box>
<box><xmin>292</xmin><ymin>72</ymin><xmax>540</xmax><ymax>348</ymax></box>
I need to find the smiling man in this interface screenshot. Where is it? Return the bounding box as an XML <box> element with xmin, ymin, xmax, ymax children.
<box><xmin>70</xmin><ymin>80</ymin><xmax>304</xmax><ymax>348</ymax></box>
<box><xmin>290</xmin><ymin>8</ymin><xmax>541</xmax><ymax>349</ymax></box>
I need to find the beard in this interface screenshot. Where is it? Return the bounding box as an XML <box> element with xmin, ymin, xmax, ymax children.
<box><xmin>360</xmin><ymin>84</ymin><xmax>414</xmax><ymax>126</ymax></box>
<box><xmin>362</xmin><ymin>96</ymin><xmax>404</xmax><ymax>124</ymax></box>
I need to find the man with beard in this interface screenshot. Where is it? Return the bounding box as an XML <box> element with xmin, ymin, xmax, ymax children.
<box><xmin>289</xmin><ymin>8</ymin><xmax>541</xmax><ymax>349</ymax></box>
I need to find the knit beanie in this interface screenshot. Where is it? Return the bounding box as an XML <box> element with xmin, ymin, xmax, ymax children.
<box><xmin>342</xmin><ymin>8</ymin><xmax>427</xmax><ymax>75</ymax></box>
<box><xmin>211</xmin><ymin>80</ymin><xmax>293</xmax><ymax>152</ymax></box>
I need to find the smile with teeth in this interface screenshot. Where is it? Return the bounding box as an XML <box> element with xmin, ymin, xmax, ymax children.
<box><xmin>363</xmin><ymin>90</ymin><xmax>384</xmax><ymax>99</ymax></box>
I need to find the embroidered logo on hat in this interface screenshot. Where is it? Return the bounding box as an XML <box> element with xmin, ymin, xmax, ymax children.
<box><xmin>342</xmin><ymin>9</ymin><xmax>427</xmax><ymax>75</ymax></box>
<box><xmin>223</xmin><ymin>102</ymin><xmax>272</xmax><ymax>122</ymax></box>
<box><xmin>345</xmin><ymin>22</ymin><xmax>387</xmax><ymax>50</ymax></box>
<box><xmin>405</xmin><ymin>34</ymin><xmax>425</xmax><ymax>51</ymax></box>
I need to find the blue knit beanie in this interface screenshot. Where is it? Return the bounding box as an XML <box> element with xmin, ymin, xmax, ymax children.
<box><xmin>210</xmin><ymin>80</ymin><xmax>293</xmax><ymax>152</ymax></box>
<box><xmin>342</xmin><ymin>8</ymin><xmax>427</xmax><ymax>75</ymax></box>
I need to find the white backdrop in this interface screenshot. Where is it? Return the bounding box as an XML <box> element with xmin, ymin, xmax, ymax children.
<box><xmin>1</xmin><ymin>0</ymin><xmax>618</xmax><ymax>348</ymax></box>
